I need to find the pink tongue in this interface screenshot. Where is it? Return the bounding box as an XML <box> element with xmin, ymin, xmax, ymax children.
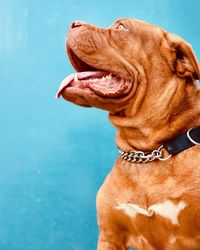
<box><xmin>56</xmin><ymin>71</ymin><xmax>106</xmax><ymax>99</ymax></box>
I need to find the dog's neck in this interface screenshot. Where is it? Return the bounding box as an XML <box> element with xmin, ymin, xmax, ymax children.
<box><xmin>109</xmin><ymin>76</ymin><xmax>200</xmax><ymax>151</ymax></box>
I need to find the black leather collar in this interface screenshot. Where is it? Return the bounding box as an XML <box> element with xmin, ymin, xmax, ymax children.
<box><xmin>164</xmin><ymin>126</ymin><xmax>200</xmax><ymax>155</ymax></box>
<box><xmin>119</xmin><ymin>126</ymin><xmax>200</xmax><ymax>163</ymax></box>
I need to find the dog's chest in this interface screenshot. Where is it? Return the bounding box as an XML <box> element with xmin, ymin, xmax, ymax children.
<box><xmin>97</xmin><ymin>168</ymin><xmax>200</xmax><ymax>249</ymax></box>
<box><xmin>116</xmin><ymin>199</ymin><xmax>186</xmax><ymax>225</ymax></box>
<box><xmin>114</xmin><ymin>195</ymin><xmax>200</xmax><ymax>249</ymax></box>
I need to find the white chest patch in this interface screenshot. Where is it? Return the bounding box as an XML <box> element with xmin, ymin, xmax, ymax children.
<box><xmin>116</xmin><ymin>200</ymin><xmax>186</xmax><ymax>225</ymax></box>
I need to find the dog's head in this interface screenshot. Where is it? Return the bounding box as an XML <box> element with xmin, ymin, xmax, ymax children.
<box><xmin>57</xmin><ymin>18</ymin><xmax>200</xmax><ymax>113</ymax></box>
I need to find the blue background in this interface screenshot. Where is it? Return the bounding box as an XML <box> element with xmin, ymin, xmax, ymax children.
<box><xmin>1</xmin><ymin>0</ymin><xmax>199</xmax><ymax>249</ymax></box>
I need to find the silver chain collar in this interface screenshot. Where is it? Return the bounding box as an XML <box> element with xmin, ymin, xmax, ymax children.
<box><xmin>119</xmin><ymin>145</ymin><xmax>172</xmax><ymax>163</ymax></box>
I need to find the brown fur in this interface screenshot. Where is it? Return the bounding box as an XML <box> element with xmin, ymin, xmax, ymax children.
<box><xmin>60</xmin><ymin>19</ymin><xmax>200</xmax><ymax>249</ymax></box>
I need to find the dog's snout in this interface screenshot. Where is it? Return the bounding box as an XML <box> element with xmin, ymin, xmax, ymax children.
<box><xmin>71</xmin><ymin>21</ymin><xmax>84</xmax><ymax>29</ymax></box>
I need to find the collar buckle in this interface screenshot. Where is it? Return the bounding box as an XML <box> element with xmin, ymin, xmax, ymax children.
<box><xmin>187</xmin><ymin>127</ymin><xmax>200</xmax><ymax>145</ymax></box>
<box><xmin>157</xmin><ymin>145</ymin><xmax>172</xmax><ymax>161</ymax></box>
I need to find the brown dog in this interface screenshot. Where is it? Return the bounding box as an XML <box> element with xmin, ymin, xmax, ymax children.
<box><xmin>57</xmin><ymin>19</ymin><xmax>200</xmax><ymax>249</ymax></box>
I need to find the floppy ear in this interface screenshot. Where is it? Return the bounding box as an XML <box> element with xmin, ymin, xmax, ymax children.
<box><xmin>166</xmin><ymin>33</ymin><xmax>200</xmax><ymax>80</ymax></box>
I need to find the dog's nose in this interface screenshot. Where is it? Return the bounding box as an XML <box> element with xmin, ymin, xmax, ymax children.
<box><xmin>71</xmin><ymin>21</ymin><xmax>84</xmax><ymax>29</ymax></box>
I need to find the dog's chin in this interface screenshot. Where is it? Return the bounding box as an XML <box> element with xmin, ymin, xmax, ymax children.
<box><xmin>62</xmin><ymin>93</ymin><xmax>92</xmax><ymax>108</ymax></box>
<box><xmin>56</xmin><ymin>47</ymin><xmax>133</xmax><ymax>109</ymax></box>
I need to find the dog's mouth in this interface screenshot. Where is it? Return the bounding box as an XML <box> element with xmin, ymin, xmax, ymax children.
<box><xmin>56</xmin><ymin>47</ymin><xmax>132</xmax><ymax>100</ymax></box>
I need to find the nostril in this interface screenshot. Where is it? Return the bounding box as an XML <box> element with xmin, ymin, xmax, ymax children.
<box><xmin>71</xmin><ymin>21</ymin><xmax>83</xmax><ymax>29</ymax></box>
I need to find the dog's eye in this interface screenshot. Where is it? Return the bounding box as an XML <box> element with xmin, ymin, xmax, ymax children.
<box><xmin>113</xmin><ymin>24</ymin><xmax>127</xmax><ymax>30</ymax></box>
<box><xmin>118</xmin><ymin>24</ymin><xmax>125</xmax><ymax>30</ymax></box>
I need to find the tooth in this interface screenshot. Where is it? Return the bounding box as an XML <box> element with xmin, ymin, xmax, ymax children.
<box><xmin>106</xmin><ymin>74</ymin><xmax>113</xmax><ymax>79</ymax></box>
<box><xmin>74</xmin><ymin>73</ymin><xmax>79</xmax><ymax>82</ymax></box>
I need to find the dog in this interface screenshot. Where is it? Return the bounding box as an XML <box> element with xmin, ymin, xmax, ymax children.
<box><xmin>56</xmin><ymin>18</ymin><xmax>200</xmax><ymax>249</ymax></box>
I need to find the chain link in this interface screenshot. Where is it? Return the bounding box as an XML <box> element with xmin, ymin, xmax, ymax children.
<box><xmin>119</xmin><ymin>145</ymin><xmax>171</xmax><ymax>163</ymax></box>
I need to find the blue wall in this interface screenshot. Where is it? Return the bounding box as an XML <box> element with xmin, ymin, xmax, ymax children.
<box><xmin>0</xmin><ymin>0</ymin><xmax>199</xmax><ymax>249</ymax></box>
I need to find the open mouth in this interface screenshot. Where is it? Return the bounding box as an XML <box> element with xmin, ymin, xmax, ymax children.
<box><xmin>56</xmin><ymin>47</ymin><xmax>132</xmax><ymax>99</ymax></box>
